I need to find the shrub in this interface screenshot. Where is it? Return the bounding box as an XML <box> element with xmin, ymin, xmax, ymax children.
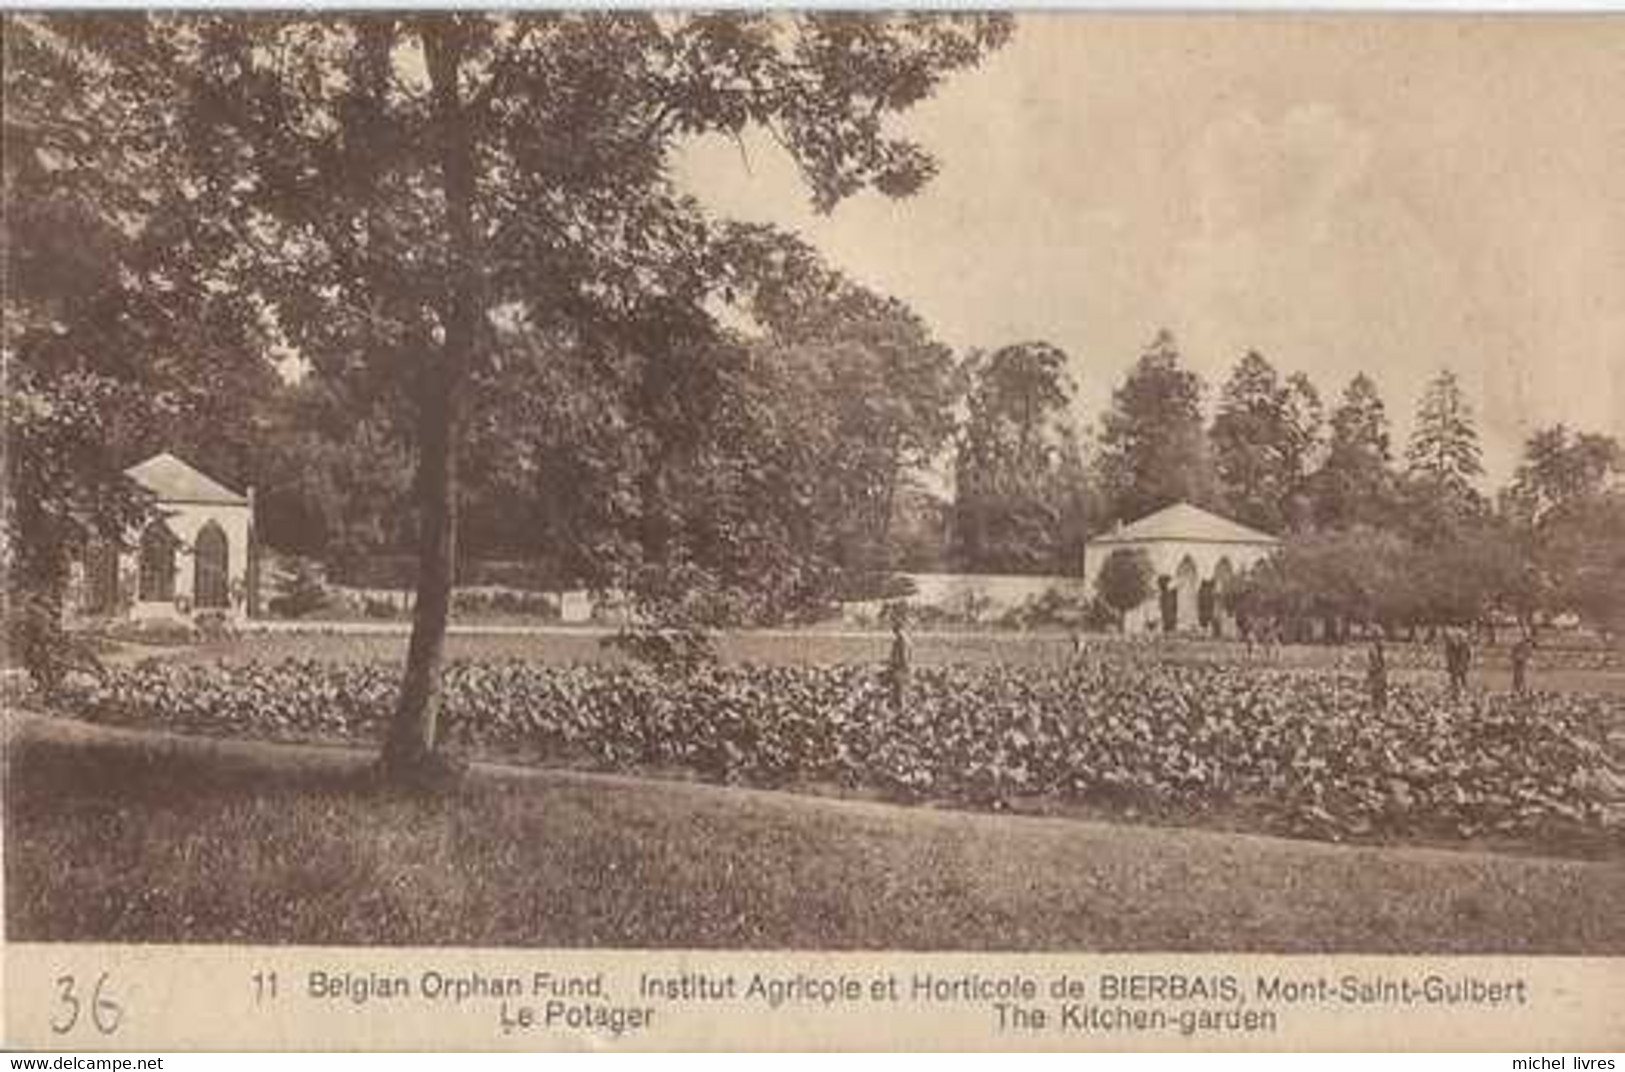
<box><xmin>1081</xmin><ymin>597</ymin><xmax>1121</xmax><ymax>632</ymax></box>
<box><xmin>1097</xmin><ymin>548</ymin><xmax>1153</xmax><ymax>623</ymax></box>
<box><xmin>193</xmin><ymin>611</ymin><xmax>236</xmax><ymax>643</ymax></box>
<box><xmin>6</xmin><ymin>605</ymin><xmax>104</xmax><ymax>694</ymax></box>
<box><xmin>100</xmin><ymin>618</ymin><xmax>198</xmax><ymax>646</ymax></box>
<box><xmin>834</xmin><ymin>571</ymin><xmax>919</xmax><ymax>603</ymax></box>
<box><xmin>450</xmin><ymin>588</ymin><xmax>559</xmax><ymax>619</ymax></box>
<box><xmin>461</xmin><ymin>560</ymin><xmax>564</xmax><ymax>592</ymax></box>
<box><xmin>602</xmin><ymin>613</ymin><xmax>719</xmax><ymax>674</ymax></box>
<box><xmin>328</xmin><ymin>554</ymin><xmax>415</xmax><ymax>591</ymax></box>
<box><xmin>362</xmin><ymin>596</ymin><xmax>404</xmax><ymax>620</ymax></box>
<box><xmin>1000</xmin><ymin>588</ymin><xmax>1087</xmax><ymax>630</ymax></box>
<box><xmin>335</xmin><ymin>557</ymin><xmax>567</xmax><ymax>593</ymax></box>
<box><xmin>268</xmin><ymin>559</ymin><xmax>329</xmax><ymax>619</ymax></box>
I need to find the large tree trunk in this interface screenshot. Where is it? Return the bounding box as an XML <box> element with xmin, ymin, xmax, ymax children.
<box><xmin>13</xmin><ymin>496</ymin><xmax>71</xmax><ymax>699</ymax></box>
<box><xmin>382</xmin><ymin>18</ymin><xmax>480</xmax><ymax>779</ymax></box>
<box><xmin>383</xmin><ymin>370</ymin><xmax>464</xmax><ymax>773</ymax></box>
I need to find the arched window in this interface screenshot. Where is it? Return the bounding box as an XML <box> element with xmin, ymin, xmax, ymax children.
<box><xmin>194</xmin><ymin>521</ymin><xmax>230</xmax><ymax>609</ymax></box>
<box><xmin>1198</xmin><ymin>579</ymin><xmax>1216</xmax><ymax>631</ymax></box>
<box><xmin>138</xmin><ymin>522</ymin><xmax>176</xmax><ymax>602</ymax></box>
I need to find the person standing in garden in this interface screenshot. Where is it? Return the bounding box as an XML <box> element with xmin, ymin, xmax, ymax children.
<box><xmin>1366</xmin><ymin>634</ymin><xmax>1388</xmax><ymax>711</ymax></box>
<box><xmin>1443</xmin><ymin>628</ymin><xmax>1459</xmax><ymax>698</ymax></box>
<box><xmin>885</xmin><ymin>605</ymin><xmax>913</xmax><ymax>712</ymax></box>
<box><xmin>1261</xmin><ymin>619</ymin><xmax>1281</xmax><ymax>661</ymax></box>
<box><xmin>1511</xmin><ymin>631</ymin><xmax>1535</xmax><ymax>696</ymax></box>
<box><xmin>1444</xmin><ymin>627</ymin><xmax>1473</xmax><ymax>699</ymax></box>
<box><xmin>1460</xmin><ymin>628</ymin><xmax>1476</xmax><ymax>694</ymax></box>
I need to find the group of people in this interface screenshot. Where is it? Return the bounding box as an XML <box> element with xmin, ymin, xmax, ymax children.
<box><xmin>1442</xmin><ymin>628</ymin><xmax>1473</xmax><ymax>699</ymax></box>
<box><xmin>1365</xmin><ymin>626</ymin><xmax>1537</xmax><ymax>709</ymax></box>
<box><xmin>1240</xmin><ymin>619</ymin><xmax>1285</xmax><ymax>661</ymax></box>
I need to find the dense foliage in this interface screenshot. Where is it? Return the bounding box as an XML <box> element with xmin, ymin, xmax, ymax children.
<box><xmin>60</xmin><ymin>657</ymin><xmax>1619</xmax><ymax>844</ymax></box>
<box><xmin>1209</xmin><ymin>351</ymin><xmax>1322</xmax><ymax>534</ymax></box>
<box><xmin>1307</xmin><ymin>373</ymin><xmax>1398</xmax><ymax>531</ymax></box>
<box><xmin>1096</xmin><ymin>548</ymin><xmax>1153</xmax><ymax>624</ymax></box>
<box><xmin>2</xmin><ymin>17</ymin><xmax>274</xmax><ymax>693</ymax></box>
<box><xmin>952</xmin><ymin>342</ymin><xmax>1091</xmax><ymax>574</ymax></box>
<box><xmin>1096</xmin><ymin>330</ymin><xmax>1215</xmax><ymax>523</ymax></box>
<box><xmin>154</xmin><ymin>11</ymin><xmax>1016</xmax><ymax>770</ymax></box>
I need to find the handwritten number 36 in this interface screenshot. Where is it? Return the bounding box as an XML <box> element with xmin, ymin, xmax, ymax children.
<box><xmin>52</xmin><ymin>974</ymin><xmax>122</xmax><ymax>1035</ymax></box>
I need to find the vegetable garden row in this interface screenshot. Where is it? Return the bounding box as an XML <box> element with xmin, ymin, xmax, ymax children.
<box><xmin>55</xmin><ymin>655</ymin><xmax>1622</xmax><ymax>846</ymax></box>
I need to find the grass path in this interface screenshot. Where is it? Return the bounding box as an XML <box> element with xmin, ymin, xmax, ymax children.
<box><xmin>7</xmin><ymin>713</ymin><xmax>1624</xmax><ymax>952</ymax></box>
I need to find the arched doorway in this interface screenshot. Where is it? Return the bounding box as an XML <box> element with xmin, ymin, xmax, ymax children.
<box><xmin>194</xmin><ymin>522</ymin><xmax>230</xmax><ymax>609</ymax></box>
<box><xmin>1174</xmin><ymin>555</ymin><xmax>1199</xmax><ymax>633</ymax></box>
<box><xmin>138</xmin><ymin>522</ymin><xmax>176</xmax><ymax>603</ymax></box>
<box><xmin>1213</xmin><ymin>558</ymin><xmax>1236</xmax><ymax>638</ymax></box>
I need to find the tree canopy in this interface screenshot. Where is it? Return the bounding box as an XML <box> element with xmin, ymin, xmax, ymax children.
<box><xmin>1504</xmin><ymin>424</ymin><xmax>1622</xmax><ymax>526</ymax></box>
<box><xmin>3</xmin><ymin>16</ymin><xmax>273</xmax><ymax>689</ymax></box>
<box><xmin>952</xmin><ymin>341</ymin><xmax>1088</xmax><ymax>573</ymax></box>
<box><xmin>1210</xmin><ymin>350</ymin><xmax>1321</xmax><ymax>534</ymax></box>
<box><xmin>10</xmin><ymin>11</ymin><xmax>1621</xmax><ymax>712</ymax></box>
<box><xmin>1307</xmin><ymin>373</ymin><xmax>1395</xmax><ymax>531</ymax></box>
<box><xmin>1405</xmin><ymin>369</ymin><xmax>1485</xmax><ymax>520</ymax></box>
<box><xmin>165</xmin><ymin>11</ymin><xmax>1014</xmax><ymax>775</ymax></box>
<box><xmin>1096</xmin><ymin>330</ymin><xmax>1214</xmax><ymax>524</ymax></box>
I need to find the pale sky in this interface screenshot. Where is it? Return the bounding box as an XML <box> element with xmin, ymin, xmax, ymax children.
<box><xmin>674</xmin><ymin>14</ymin><xmax>1625</xmax><ymax>486</ymax></box>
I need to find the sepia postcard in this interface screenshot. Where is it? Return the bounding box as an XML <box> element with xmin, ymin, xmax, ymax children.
<box><xmin>2</xmin><ymin>9</ymin><xmax>1622</xmax><ymax>1052</ymax></box>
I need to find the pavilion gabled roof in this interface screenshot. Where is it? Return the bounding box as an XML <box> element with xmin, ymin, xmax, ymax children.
<box><xmin>1087</xmin><ymin>501</ymin><xmax>1277</xmax><ymax>547</ymax></box>
<box><xmin>125</xmin><ymin>452</ymin><xmax>248</xmax><ymax>506</ymax></box>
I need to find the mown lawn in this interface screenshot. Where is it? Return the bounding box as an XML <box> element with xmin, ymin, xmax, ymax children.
<box><xmin>7</xmin><ymin>719</ymin><xmax>1624</xmax><ymax>952</ymax></box>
